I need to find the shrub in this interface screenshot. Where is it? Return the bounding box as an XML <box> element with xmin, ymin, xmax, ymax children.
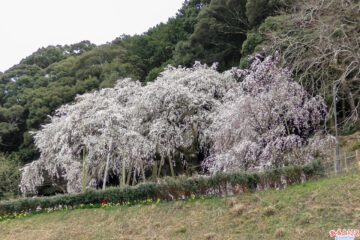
<box><xmin>0</xmin><ymin>160</ymin><xmax>324</xmax><ymax>216</ymax></box>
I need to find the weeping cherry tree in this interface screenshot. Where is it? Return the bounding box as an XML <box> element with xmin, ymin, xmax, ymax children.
<box><xmin>203</xmin><ymin>53</ymin><xmax>334</xmax><ymax>173</ymax></box>
<box><xmin>20</xmin><ymin>63</ymin><xmax>239</xmax><ymax>195</ymax></box>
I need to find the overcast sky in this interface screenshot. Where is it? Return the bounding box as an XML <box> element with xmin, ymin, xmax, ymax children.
<box><xmin>0</xmin><ymin>0</ymin><xmax>184</xmax><ymax>72</ymax></box>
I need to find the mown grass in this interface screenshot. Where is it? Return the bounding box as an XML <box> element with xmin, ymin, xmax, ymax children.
<box><xmin>0</xmin><ymin>174</ymin><xmax>359</xmax><ymax>240</ymax></box>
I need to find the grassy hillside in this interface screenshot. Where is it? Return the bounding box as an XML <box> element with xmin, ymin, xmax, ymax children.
<box><xmin>1</xmin><ymin>174</ymin><xmax>359</xmax><ymax>240</ymax></box>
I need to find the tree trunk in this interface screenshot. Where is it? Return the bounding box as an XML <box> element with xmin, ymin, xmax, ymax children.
<box><xmin>102</xmin><ymin>139</ymin><xmax>113</xmax><ymax>190</ymax></box>
<box><xmin>102</xmin><ymin>153</ymin><xmax>110</xmax><ymax>190</ymax></box>
<box><xmin>121</xmin><ymin>162</ymin><xmax>126</xmax><ymax>186</ymax></box>
<box><xmin>152</xmin><ymin>160</ymin><xmax>158</xmax><ymax>182</ymax></box>
<box><xmin>333</xmin><ymin>85</ymin><xmax>340</xmax><ymax>174</ymax></box>
<box><xmin>347</xmin><ymin>90</ymin><xmax>358</xmax><ymax>121</ymax></box>
<box><xmin>140</xmin><ymin>161</ymin><xmax>146</xmax><ymax>183</ymax></box>
<box><xmin>157</xmin><ymin>156</ymin><xmax>163</xmax><ymax>178</ymax></box>
<box><xmin>126</xmin><ymin>162</ymin><xmax>134</xmax><ymax>185</ymax></box>
<box><xmin>342</xmin><ymin>95</ymin><xmax>346</xmax><ymax>120</ymax></box>
<box><xmin>168</xmin><ymin>154</ymin><xmax>175</xmax><ymax>177</ymax></box>
<box><xmin>132</xmin><ymin>169</ymin><xmax>137</xmax><ymax>186</ymax></box>
<box><xmin>81</xmin><ymin>147</ymin><xmax>87</xmax><ymax>192</ymax></box>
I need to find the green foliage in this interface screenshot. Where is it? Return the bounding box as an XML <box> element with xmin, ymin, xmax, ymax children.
<box><xmin>145</xmin><ymin>60</ymin><xmax>174</xmax><ymax>83</ymax></box>
<box><xmin>302</xmin><ymin>159</ymin><xmax>324</xmax><ymax>178</ymax></box>
<box><xmin>246</xmin><ymin>0</ymin><xmax>269</xmax><ymax>27</ymax></box>
<box><xmin>241</xmin><ymin>32</ymin><xmax>263</xmax><ymax>57</ymax></box>
<box><xmin>258</xmin><ymin>14</ymin><xmax>289</xmax><ymax>33</ymax></box>
<box><xmin>123</xmin><ymin>1</ymin><xmax>203</xmax><ymax>77</ymax></box>
<box><xmin>341</xmin><ymin>122</ymin><xmax>358</xmax><ymax>136</ymax></box>
<box><xmin>174</xmin><ymin>0</ymin><xmax>291</xmax><ymax>71</ymax></box>
<box><xmin>240</xmin><ymin>30</ymin><xmax>265</xmax><ymax>68</ymax></box>
<box><xmin>0</xmin><ymin>160</ymin><xmax>324</xmax><ymax>216</ymax></box>
<box><xmin>246</xmin><ymin>0</ymin><xmax>290</xmax><ymax>27</ymax></box>
<box><xmin>0</xmin><ymin>105</ymin><xmax>25</xmax><ymax>152</ymax></box>
<box><xmin>239</xmin><ymin>3</ymin><xmax>292</xmax><ymax>68</ymax></box>
<box><xmin>0</xmin><ymin>154</ymin><xmax>21</xmax><ymax>200</ymax></box>
<box><xmin>35</xmin><ymin>171</ymin><xmax>66</xmax><ymax>197</ymax></box>
<box><xmin>350</xmin><ymin>142</ymin><xmax>360</xmax><ymax>152</ymax></box>
<box><xmin>20</xmin><ymin>41</ymin><xmax>96</xmax><ymax>69</ymax></box>
<box><xmin>17</xmin><ymin>132</ymin><xmax>39</xmax><ymax>163</ymax></box>
<box><xmin>175</xmin><ymin>0</ymin><xmax>248</xmax><ymax>70</ymax></box>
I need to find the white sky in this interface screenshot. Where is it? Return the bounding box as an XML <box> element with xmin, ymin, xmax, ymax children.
<box><xmin>0</xmin><ymin>0</ymin><xmax>185</xmax><ymax>72</ymax></box>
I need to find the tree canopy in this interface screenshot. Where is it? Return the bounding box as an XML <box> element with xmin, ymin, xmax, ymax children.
<box><xmin>203</xmin><ymin>53</ymin><xmax>333</xmax><ymax>173</ymax></box>
<box><xmin>20</xmin><ymin>63</ymin><xmax>239</xmax><ymax>194</ymax></box>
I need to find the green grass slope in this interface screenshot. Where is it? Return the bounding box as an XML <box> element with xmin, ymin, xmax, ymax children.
<box><xmin>1</xmin><ymin>174</ymin><xmax>359</xmax><ymax>240</ymax></box>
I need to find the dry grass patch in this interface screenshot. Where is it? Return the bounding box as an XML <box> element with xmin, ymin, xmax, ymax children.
<box><xmin>204</xmin><ymin>232</ymin><xmax>218</xmax><ymax>240</ymax></box>
<box><xmin>230</xmin><ymin>203</ymin><xmax>246</xmax><ymax>216</ymax></box>
<box><xmin>263</xmin><ymin>206</ymin><xmax>276</xmax><ymax>217</ymax></box>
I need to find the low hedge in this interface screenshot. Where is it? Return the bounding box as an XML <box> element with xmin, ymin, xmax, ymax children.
<box><xmin>0</xmin><ymin>159</ymin><xmax>324</xmax><ymax>216</ymax></box>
